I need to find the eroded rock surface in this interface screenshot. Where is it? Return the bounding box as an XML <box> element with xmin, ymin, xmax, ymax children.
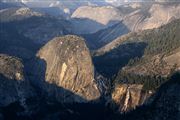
<box><xmin>32</xmin><ymin>35</ymin><xmax>100</xmax><ymax>103</ymax></box>
<box><xmin>111</xmin><ymin>84</ymin><xmax>152</xmax><ymax>112</ymax></box>
<box><xmin>0</xmin><ymin>54</ymin><xmax>34</xmax><ymax>107</ymax></box>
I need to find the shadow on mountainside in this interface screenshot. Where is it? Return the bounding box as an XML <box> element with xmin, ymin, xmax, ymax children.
<box><xmin>0</xmin><ymin>15</ymin><xmax>72</xmax><ymax>60</ymax></box>
<box><xmin>0</xmin><ymin>15</ymin><xmax>119</xmax><ymax>119</ymax></box>
<box><xmin>82</xmin><ymin>21</ymin><xmax>130</xmax><ymax>50</ymax></box>
<box><xmin>93</xmin><ymin>42</ymin><xmax>148</xmax><ymax>78</ymax></box>
<box><xmin>1</xmin><ymin>12</ymin><xmax>179</xmax><ymax>120</ymax></box>
<box><xmin>0</xmin><ymin>21</ymin><xmax>41</xmax><ymax>60</ymax></box>
<box><xmin>0</xmin><ymin>57</ymin><xmax>114</xmax><ymax>120</ymax></box>
<box><xmin>110</xmin><ymin>71</ymin><xmax>180</xmax><ymax>120</ymax></box>
<box><xmin>0</xmin><ymin>15</ymin><xmax>126</xmax><ymax>58</ymax></box>
<box><xmin>0</xmin><ymin>74</ymin><xmax>86</xmax><ymax>120</ymax></box>
<box><xmin>26</xmin><ymin>58</ymin><xmax>90</xmax><ymax>103</ymax></box>
<box><xmin>0</xmin><ymin>34</ymin><xmax>179</xmax><ymax>120</ymax></box>
<box><xmin>1</xmin><ymin>70</ymin><xmax>179</xmax><ymax>120</ymax></box>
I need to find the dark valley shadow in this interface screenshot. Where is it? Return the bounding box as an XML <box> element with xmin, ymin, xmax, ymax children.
<box><xmin>110</xmin><ymin>71</ymin><xmax>180</xmax><ymax>120</ymax></box>
<box><xmin>0</xmin><ymin>57</ymin><xmax>114</xmax><ymax>120</ymax></box>
<box><xmin>0</xmin><ymin>15</ymin><xmax>72</xmax><ymax>60</ymax></box>
<box><xmin>0</xmin><ymin>15</ymin><xmax>120</xmax><ymax>119</ymax></box>
<box><xmin>0</xmin><ymin>21</ymin><xmax>42</xmax><ymax>60</ymax></box>
<box><xmin>82</xmin><ymin>21</ymin><xmax>130</xmax><ymax>50</ymax></box>
<box><xmin>70</xmin><ymin>17</ymin><xmax>106</xmax><ymax>35</ymax></box>
<box><xmin>93</xmin><ymin>42</ymin><xmax>148</xmax><ymax>78</ymax></box>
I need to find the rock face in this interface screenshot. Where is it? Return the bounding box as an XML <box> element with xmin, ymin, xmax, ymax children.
<box><xmin>118</xmin><ymin>72</ymin><xmax>180</xmax><ymax>120</ymax></box>
<box><xmin>33</xmin><ymin>35</ymin><xmax>100</xmax><ymax>102</ymax></box>
<box><xmin>93</xmin><ymin>18</ymin><xmax>180</xmax><ymax>77</ymax></box>
<box><xmin>111</xmin><ymin>84</ymin><xmax>152</xmax><ymax>112</ymax></box>
<box><xmin>122</xmin><ymin>3</ymin><xmax>180</xmax><ymax>31</ymax></box>
<box><xmin>71</xmin><ymin>6</ymin><xmax>123</xmax><ymax>34</ymax></box>
<box><xmin>72</xmin><ymin>6</ymin><xmax>122</xmax><ymax>25</ymax></box>
<box><xmin>104</xmin><ymin>19</ymin><xmax>180</xmax><ymax>113</ymax></box>
<box><xmin>83</xmin><ymin>3</ymin><xmax>180</xmax><ymax>49</ymax></box>
<box><xmin>0</xmin><ymin>54</ymin><xmax>24</xmax><ymax>81</ymax></box>
<box><xmin>0</xmin><ymin>54</ymin><xmax>34</xmax><ymax>107</ymax></box>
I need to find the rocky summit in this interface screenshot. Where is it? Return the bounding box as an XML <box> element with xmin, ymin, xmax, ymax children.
<box><xmin>31</xmin><ymin>35</ymin><xmax>100</xmax><ymax>103</ymax></box>
<box><xmin>1</xmin><ymin>1</ymin><xmax>180</xmax><ymax>120</ymax></box>
<box><xmin>0</xmin><ymin>54</ymin><xmax>34</xmax><ymax>107</ymax></box>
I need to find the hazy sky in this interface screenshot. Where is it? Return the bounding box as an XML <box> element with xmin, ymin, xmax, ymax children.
<box><xmin>2</xmin><ymin>0</ymin><xmax>179</xmax><ymax>8</ymax></box>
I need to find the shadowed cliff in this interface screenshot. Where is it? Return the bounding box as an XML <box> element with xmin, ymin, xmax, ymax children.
<box><xmin>93</xmin><ymin>42</ymin><xmax>147</xmax><ymax>78</ymax></box>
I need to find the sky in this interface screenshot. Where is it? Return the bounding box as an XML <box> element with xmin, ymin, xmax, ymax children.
<box><xmin>2</xmin><ymin>0</ymin><xmax>180</xmax><ymax>8</ymax></box>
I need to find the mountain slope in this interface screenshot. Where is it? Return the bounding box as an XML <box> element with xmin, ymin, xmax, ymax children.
<box><xmin>93</xmin><ymin>18</ymin><xmax>180</xmax><ymax>78</ymax></box>
<box><xmin>30</xmin><ymin>35</ymin><xmax>100</xmax><ymax>103</ymax></box>
<box><xmin>2</xmin><ymin>0</ymin><xmax>109</xmax><ymax>17</ymax></box>
<box><xmin>83</xmin><ymin>22</ymin><xmax>130</xmax><ymax>49</ymax></box>
<box><xmin>84</xmin><ymin>2</ymin><xmax>180</xmax><ymax>49</ymax></box>
<box><xmin>0</xmin><ymin>7</ymin><xmax>71</xmax><ymax>56</ymax></box>
<box><xmin>0</xmin><ymin>7</ymin><xmax>43</xmax><ymax>22</ymax></box>
<box><xmin>95</xmin><ymin>18</ymin><xmax>180</xmax><ymax>57</ymax></box>
<box><xmin>0</xmin><ymin>54</ymin><xmax>34</xmax><ymax>107</ymax></box>
<box><xmin>106</xmin><ymin>19</ymin><xmax>180</xmax><ymax>112</ymax></box>
<box><xmin>71</xmin><ymin>6</ymin><xmax>124</xmax><ymax>34</ymax></box>
<box><xmin>120</xmin><ymin>71</ymin><xmax>180</xmax><ymax>120</ymax></box>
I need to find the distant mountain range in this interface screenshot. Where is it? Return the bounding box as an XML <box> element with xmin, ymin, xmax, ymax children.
<box><xmin>2</xmin><ymin>0</ymin><xmax>109</xmax><ymax>17</ymax></box>
<box><xmin>2</xmin><ymin>0</ymin><xmax>179</xmax><ymax>17</ymax></box>
<box><xmin>81</xmin><ymin>2</ymin><xmax>180</xmax><ymax>49</ymax></box>
<box><xmin>1</xmin><ymin>0</ymin><xmax>180</xmax><ymax>119</ymax></box>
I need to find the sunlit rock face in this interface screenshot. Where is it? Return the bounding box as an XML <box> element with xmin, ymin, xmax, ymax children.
<box><xmin>111</xmin><ymin>84</ymin><xmax>152</xmax><ymax>112</ymax></box>
<box><xmin>0</xmin><ymin>54</ymin><xmax>34</xmax><ymax>107</ymax></box>
<box><xmin>0</xmin><ymin>54</ymin><xmax>24</xmax><ymax>81</ymax></box>
<box><xmin>33</xmin><ymin>35</ymin><xmax>100</xmax><ymax>103</ymax></box>
<box><xmin>72</xmin><ymin>6</ymin><xmax>122</xmax><ymax>25</ymax></box>
<box><xmin>71</xmin><ymin>6</ymin><xmax>123</xmax><ymax>34</ymax></box>
<box><xmin>123</xmin><ymin>3</ymin><xmax>180</xmax><ymax>31</ymax></box>
<box><xmin>78</xmin><ymin>3</ymin><xmax>180</xmax><ymax>49</ymax></box>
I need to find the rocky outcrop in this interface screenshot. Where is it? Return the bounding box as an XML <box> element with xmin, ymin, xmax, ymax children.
<box><xmin>111</xmin><ymin>84</ymin><xmax>152</xmax><ymax>112</ymax></box>
<box><xmin>32</xmin><ymin>35</ymin><xmax>100</xmax><ymax>103</ymax></box>
<box><xmin>0</xmin><ymin>54</ymin><xmax>34</xmax><ymax>107</ymax></box>
<box><xmin>118</xmin><ymin>72</ymin><xmax>180</xmax><ymax>120</ymax></box>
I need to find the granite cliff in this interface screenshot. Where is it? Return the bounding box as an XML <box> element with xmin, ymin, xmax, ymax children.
<box><xmin>30</xmin><ymin>35</ymin><xmax>100</xmax><ymax>103</ymax></box>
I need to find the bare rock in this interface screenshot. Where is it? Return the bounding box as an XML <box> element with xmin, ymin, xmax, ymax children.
<box><xmin>111</xmin><ymin>84</ymin><xmax>152</xmax><ymax>112</ymax></box>
<box><xmin>0</xmin><ymin>54</ymin><xmax>34</xmax><ymax>107</ymax></box>
<box><xmin>33</xmin><ymin>35</ymin><xmax>100</xmax><ymax>103</ymax></box>
<box><xmin>0</xmin><ymin>54</ymin><xmax>24</xmax><ymax>81</ymax></box>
